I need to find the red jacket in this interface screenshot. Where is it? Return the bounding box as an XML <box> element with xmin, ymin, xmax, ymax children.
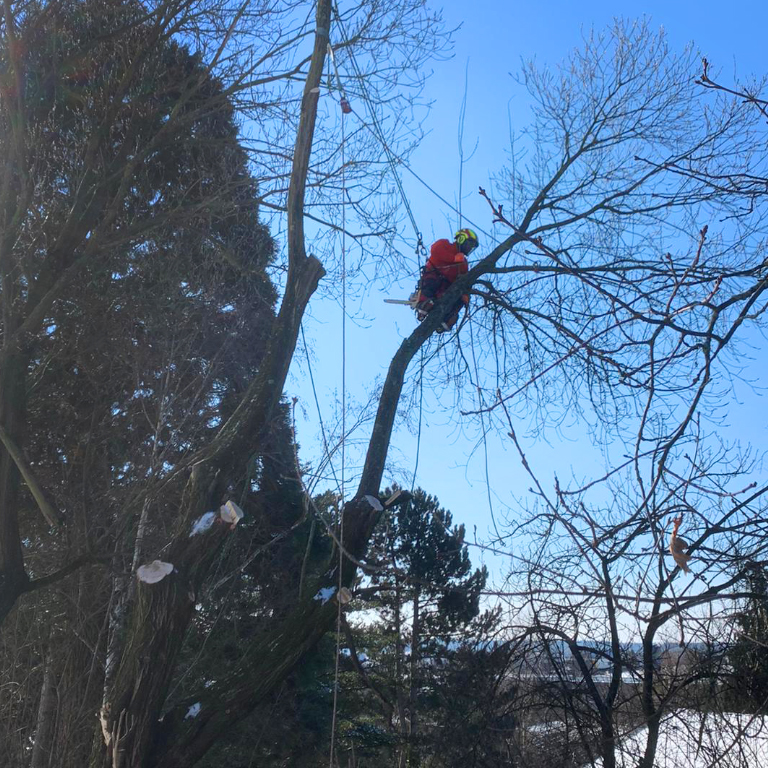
<box><xmin>427</xmin><ymin>239</ymin><xmax>468</xmax><ymax>283</ymax></box>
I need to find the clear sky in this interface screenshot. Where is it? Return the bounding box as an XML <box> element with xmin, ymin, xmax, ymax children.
<box><xmin>289</xmin><ymin>0</ymin><xmax>768</xmax><ymax>583</ymax></box>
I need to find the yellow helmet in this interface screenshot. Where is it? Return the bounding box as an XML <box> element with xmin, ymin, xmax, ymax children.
<box><xmin>454</xmin><ymin>228</ymin><xmax>478</xmax><ymax>253</ymax></box>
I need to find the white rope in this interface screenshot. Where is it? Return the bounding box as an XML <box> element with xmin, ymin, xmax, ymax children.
<box><xmin>328</xmin><ymin>45</ymin><xmax>348</xmax><ymax>768</ymax></box>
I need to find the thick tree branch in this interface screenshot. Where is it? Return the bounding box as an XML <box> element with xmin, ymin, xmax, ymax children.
<box><xmin>0</xmin><ymin>424</ymin><xmax>59</xmax><ymax>528</ymax></box>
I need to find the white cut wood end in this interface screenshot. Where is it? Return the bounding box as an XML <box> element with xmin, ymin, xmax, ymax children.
<box><xmin>137</xmin><ymin>560</ymin><xmax>173</xmax><ymax>584</ymax></box>
<box><xmin>220</xmin><ymin>500</ymin><xmax>244</xmax><ymax>526</ymax></box>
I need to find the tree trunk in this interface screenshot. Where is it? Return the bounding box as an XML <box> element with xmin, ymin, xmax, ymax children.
<box><xmin>0</xmin><ymin>350</ymin><xmax>29</xmax><ymax>623</ymax></box>
<box><xmin>393</xmin><ymin>577</ymin><xmax>408</xmax><ymax>767</ymax></box>
<box><xmin>0</xmin><ymin>12</ymin><xmax>31</xmax><ymax>628</ymax></box>
<box><xmin>638</xmin><ymin>616</ymin><xmax>662</xmax><ymax>768</ymax></box>
<box><xmin>407</xmin><ymin>590</ymin><xmax>421</xmax><ymax>768</ymax></box>
<box><xmin>30</xmin><ymin>652</ymin><xmax>57</xmax><ymax>768</ymax></box>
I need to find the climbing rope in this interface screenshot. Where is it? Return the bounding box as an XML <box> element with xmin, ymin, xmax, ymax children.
<box><xmin>300</xmin><ymin>322</ymin><xmax>343</xmax><ymax>493</ymax></box>
<box><xmin>334</xmin><ymin>6</ymin><xmax>495</xmax><ymax>240</ymax></box>
<box><xmin>468</xmin><ymin>311</ymin><xmax>502</xmax><ymax>542</ymax></box>
<box><xmin>328</xmin><ymin>37</ymin><xmax>349</xmax><ymax>768</ymax></box>
<box><xmin>411</xmin><ymin>348</ymin><xmax>425</xmax><ymax>492</ymax></box>
<box><xmin>326</xmin><ymin>10</ymin><xmax>500</xmax><ymax>535</ymax></box>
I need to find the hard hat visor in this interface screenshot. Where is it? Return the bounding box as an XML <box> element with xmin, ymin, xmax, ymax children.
<box><xmin>455</xmin><ymin>228</ymin><xmax>478</xmax><ymax>253</ymax></box>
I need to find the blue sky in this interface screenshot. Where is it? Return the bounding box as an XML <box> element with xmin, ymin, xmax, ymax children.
<box><xmin>289</xmin><ymin>0</ymin><xmax>768</xmax><ymax>583</ymax></box>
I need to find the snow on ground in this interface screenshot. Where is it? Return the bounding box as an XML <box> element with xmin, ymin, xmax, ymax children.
<box><xmin>587</xmin><ymin>710</ymin><xmax>768</xmax><ymax>768</ymax></box>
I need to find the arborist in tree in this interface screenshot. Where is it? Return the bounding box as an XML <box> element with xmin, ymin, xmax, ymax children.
<box><xmin>413</xmin><ymin>228</ymin><xmax>478</xmax><ymax>332</ymax></box>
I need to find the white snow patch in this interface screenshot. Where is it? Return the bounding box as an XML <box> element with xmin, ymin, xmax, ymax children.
<box><xmin>528</xmin><ymin>721</ymin><xmax>564</xmax><ymax>735</ymax></box>
<box><xmin>585</xmin><ymin>709</ymin><xmax>768</xmax><ymax>767</ymax></box>
<box><xmin>220</xmin><ymin>500</ymin><xmax>243</xmax><ymax>525</ymax></box>
<box><xmin>190</xmin><ymin>511</ymin><xmax>216</xmax><ymax>536</ymax></box>
<box><xmin>184</xmin><ymin>702</ymin><xmax>201</xmax><ymax>720</ymax></box>
<box><xmin>314</xmin><ymin>587</ymin><xmax>337</xmax><ymax>604</ymax></box>
<box><xmin>364</xmin><ymin>495</ymin><xmax>383</xmax><ymax>512</ymax></box>
<box><xmin>136</xmin><ymin>560</ymin><xmax>173</xmax><ymax>584</ymax></box>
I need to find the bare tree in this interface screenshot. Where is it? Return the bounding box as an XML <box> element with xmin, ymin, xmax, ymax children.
<box><xmin>468</xmin><ymin>32</ymin><xmax>768</xmax><ymax>768</ymax></box>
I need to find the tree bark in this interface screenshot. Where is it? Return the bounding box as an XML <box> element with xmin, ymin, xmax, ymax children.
<box><xmin>0</xmin><ymin>350</ymin><xmax>29</xmax><ymax>624</ymax></box>
<box><xmin>30</xmin><ymin>651</ymin><xmax>57</xmax><ymax>768</ymax></box>
<box><xmin>407</xmin><ymin>589</ymin><xmax>421</xmax><ymax>768</ymax></box>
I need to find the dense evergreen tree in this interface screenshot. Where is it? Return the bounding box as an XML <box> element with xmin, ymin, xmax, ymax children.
<box><xmin>343</xmin><ymin>488</ymin><xmax>488</xmax><ymax>766</ymax></box>
<box><xmin>0</xmin><ymin>1</ymin><xmax>281</xmax><ymax>764</ymax></box>
<box><xmin>728</xmin><ymin>565</ymin><xmax>768</xmax><ymax>713</ymax></box>
<box><xmin>427</xmin><ymin>636</ymin><xmax>518</xmax><ymax>768</ymax></box>
<box><xmin>368</xmin><ymin>487</ymin><xmax>487</xmax><ymax>635</ymax></box>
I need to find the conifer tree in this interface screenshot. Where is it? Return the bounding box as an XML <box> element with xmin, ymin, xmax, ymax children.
<box><xmin>349</xmin><ymin>488</ymin><xmax>487</xmax><ymax>766</ymax></box>
<box><xmin>728</xmin><ymin>566</ymin><xmax>768</xmax><ymax>713</ymax></box>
